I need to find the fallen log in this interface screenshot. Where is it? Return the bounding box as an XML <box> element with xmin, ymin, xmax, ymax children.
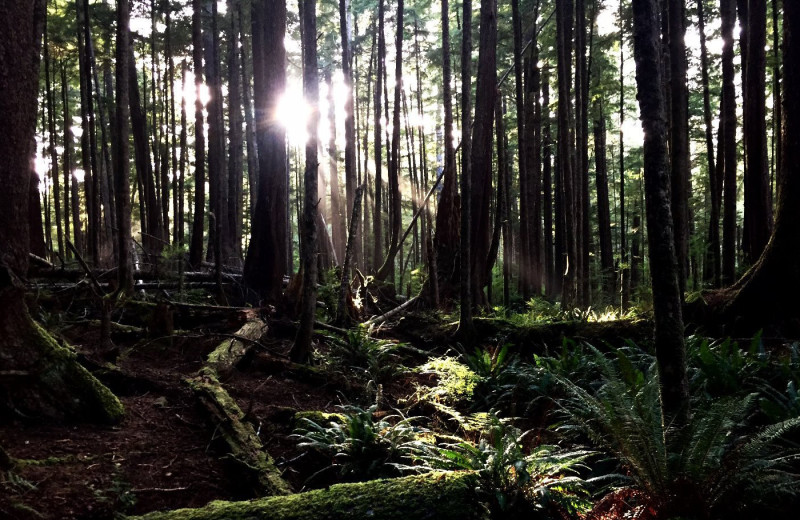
<box><xmin>130</xmin><ymin>471</ymin><xmax>479</xmax><ymax>520</ymax></box>
<box><xmin>186</xmin><ymin>319</ymin><xmax>291</xmax><ymax>497</ymax></box>
<box><xmin>187</xmin><ymin>373</ymin><xmax>291</xmax><ymax>497</ymax></box>
<box><xmin>206</xmin><ymin>319</ymin><xmax>267</xmax><ymax>377</ymax></box>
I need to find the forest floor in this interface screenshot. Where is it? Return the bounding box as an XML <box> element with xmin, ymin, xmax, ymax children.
<box><xmin>1</xmin><ymin>284</ymin><xmax>797</xmax><ymax>519</ymax></box>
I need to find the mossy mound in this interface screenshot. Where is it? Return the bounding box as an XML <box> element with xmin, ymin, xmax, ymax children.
<box><xmin>130</xmin><ymin>471</ymin><xmax>479</xmax><ymax>520</ymax></box>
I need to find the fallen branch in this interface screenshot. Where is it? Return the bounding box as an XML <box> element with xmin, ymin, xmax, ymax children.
<box><xmin>364</xmin><ymin>296</ymin><xmax>419</xmax><ymax>327</ymax></box>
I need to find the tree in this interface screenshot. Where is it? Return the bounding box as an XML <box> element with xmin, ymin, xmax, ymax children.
<box><xmin>243</xmin><ymin>0</ymin><xmax>289</xmax><ymax>302</ymax></box>
<box><xmin>0</xmin><ymin>0</ymin><xmax>123</xmax><ymax>422</ymax></box>
<box><xmin>469</xmin><ymin>0</ymin><xmax>498</xmax><ymax>306</ymax></box>
<box><xmin>189</xmin><ymin>0</ymin><xmax>206</xmax><ymax>269</ymax></box>
<box><xmin>290</xmin><ymin>0</ymin><xmax>320</xmax><ymax>363</ymax></box>
<box><xmin>721</xmin><ymin>0</ymin><xmax>738</xmax><ymax>285</ymax></box>
<box><xmin>115</xmin><ymin>0</ymin><xmax>133</xmax><ymax>293</ymax></box>
<box><xmin>716</xmin><ymin>0</ymin><xmax>800</xmax><ymax>336</ymax></box>
<box><xmin>631</xmin><ymin>0</ymin><xmax>690</xmax><ymax>430</ymax></box>
<box><xmin>455</xmin><ymin>0</ymin><xmax>475</xmax><ymax>338</ymax></box>
<box><xmin>742</xmin><ymin>0</ymin><xmax>772</xmax><ymax>265</ymax></box>
<box><xmin>668</xmin><ymin>0</ymin><xmax>690</xmax><ymax>297</ymax></box>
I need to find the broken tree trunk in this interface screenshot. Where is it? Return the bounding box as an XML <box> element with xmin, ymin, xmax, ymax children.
<box><xmin>187</xmin><ymin>318</ymin><xmax>290</xmax><ymax>496</ymax></box>
<box><xmin>336</xmin><ymin>185</ymin><xmax>364</xmax><ymax>326</ymax></box>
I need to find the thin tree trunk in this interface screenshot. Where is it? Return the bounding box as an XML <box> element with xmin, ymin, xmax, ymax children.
<box><xmin>542</xmin><ymin>69</ymin><xmax>554</xmax><ymax>297</ymax></box>
<box><xmin>722</xmin><ymin>0</ymin><xmax>738</xmax><ymax>285</ymax></box>
<box><xmin>631</xmin><ymin>0</ymin><xmax>690</xmax><ymax>436</ymax></box>
<box><xmin>594</xmin><ymin>99</ymin><xmax>614</xmax><ymax>301</ymax></box>
<box><xmin>189</xmin><ymin>0</ymin><xmax>206</xmax><ymax>269</ymax></box>
<box><xmin>557</xmin><ymin>0</ymin><xmax>577</xmax><ymax>308</ymax></box>
<box><xmin>339</xmin><ymin>0</ymin><xmax>359</xmax><ymax>271</ymax></box>
<box><xmin>373</xmin><ymin>1</ymin><xmax>385</xmax><ymax>272</ymax></box>
<box><xmin>227</xmin><ymin>0</ymin><xmax>244</xmax><ymax>261</ymax></box>
<box><xmin>115</xmin><ymin>0</ymin><xmax>133</xmax><ymax>293</ymax></box>
<box><xmin>291</xmin><ymin>0</ymin><xmax>320</xmax><ymax>363</ymax></box>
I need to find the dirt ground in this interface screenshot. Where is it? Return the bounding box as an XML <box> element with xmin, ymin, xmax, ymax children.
<box><xmin>0</xmin><ymin>313</ymin><xmax>346</xmax><ymax>519</ymax></box>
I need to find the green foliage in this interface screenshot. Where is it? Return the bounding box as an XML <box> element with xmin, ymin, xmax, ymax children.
<box><xmin>318</xmin><ymin>327</ymin><xmax>408</xmax><ymax>401</ymax></box>
<box><xmin>292</xmin><ymin>405</ymin><xmax>432</xmax><ymax>484</ymax></box>
<box><xmin>555</xmin><ymin>345</ymin><xmax>800</xmax><ymax>519</ymax></box>
<box><xmin>416</xmin><ymin>356</ymin><xmax>480</xmax><ymax>406</ymax></box>
<box><xmin>425</xmin><ymin>414</ymin><xmax>592</xmax><ymax>517</ymax></box>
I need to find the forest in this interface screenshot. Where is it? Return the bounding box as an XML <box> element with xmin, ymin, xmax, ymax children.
<box><xmin>1</xmin><ymin>0</ymin><xmax>800</xmax><ymax>518</ymax></box>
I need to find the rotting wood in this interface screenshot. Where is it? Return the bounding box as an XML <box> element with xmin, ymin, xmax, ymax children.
<box><xmin>186</xmin><ymin>318</ymin><xmax>291</xmax><ymax>497</ymax></box>
<box><xmin>186</xmin><ymin>372</ymin><xmax>291</xmax><ymax>496</ymax></box>
<box><xmin>206</xmin><ymin>319</ymin><xmax>268</xmax><ymax>376</ymax></box>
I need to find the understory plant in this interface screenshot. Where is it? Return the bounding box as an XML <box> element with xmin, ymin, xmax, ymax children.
<box><xmin>425</xmin><ymin>414</ymin><xmax>592</xmax><ymax>519</ymax></box>
<box><xmin>556</xmin><ymin>346</ymin><xmax>800</xmax><ymax>519</ymax></box>
<box><xmin>292</xmin><ymin>404</ymin><xmax>432</xmax><ymax>485</ymax></box>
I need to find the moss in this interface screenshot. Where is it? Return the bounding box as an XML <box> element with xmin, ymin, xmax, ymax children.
<box><xmin>187</xmin><ymin>374</ymin><xmax>291</xmax><ymax>496</ymax></box>
<box><xmin>292</xmin><ymin>410</ymin><xmax>347</xmax><ymax>429</ymax></box>
<box><xmin>16</xmin><ymin>454</ymin><xmax>97</xmax><ymax>467</ymax></box>
<box><xmin>130</xmin><ymin>471</ymin><xmax>479</xmax><ymax>520</ymax></box>
<box><xmin>30</xmin><ymin>320</ymin><xmax>124</xmax><ymax>423</ymax></box>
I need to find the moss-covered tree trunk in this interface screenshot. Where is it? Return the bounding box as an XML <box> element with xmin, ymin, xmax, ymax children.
<box><xmin>0</xmin><ymin>0</ymin><xmax>123</xmax><ymax>424</ymax></box>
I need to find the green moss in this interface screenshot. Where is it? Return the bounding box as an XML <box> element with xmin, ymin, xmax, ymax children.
<box><xmin>292</xmin><ymin>410</ymin><xmax>346</xmax><ymax>429</ymax></box>
<box><xmin>30</xmin><ymin>320</ymin><xmax>124</xmax><ymax>424</ymax></box>
<box><xmin>187</xmin><ymin>374</ymin><xmax>291</xmax><ymax>496</ymax></box>
<box><xmin>129</xmin><ymin>471</ymin><xmax>479</xmax><ymax>520</ymax></box>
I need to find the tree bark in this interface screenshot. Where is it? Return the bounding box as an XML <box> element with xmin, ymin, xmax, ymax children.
<box><xmin>631</xmin><ymin>0</ymin><xmax>690</xmax><ymax>430</ymax></box>
<box><xmin>339</xmin><ymin>0</ymin><xmax>358</xmax><ymax>271</ymax></box>
<box><xmin>594</xmin><ymin>99</ymin><xmax>614</xmax><ymax>301</ymax></box>
<box><xmin>189</xmin><ymin>0</ymin><xmax>206</xmax><ymax>269</ymax></box>
<box><xmin>668</xmin><ymin>0</ymin><xmax>691</xmax><ymax>299</ymax></box>
<box><xmin>742</xmin><ymin>0</ymin><xmax>772</xmax><ymax>265</ymax></box>
<box><xmin>227</xmin><ymin>0</ymin><xmax>244</xmax><ymax>262</ymax></box>
<box><xmin>721</xmin><ymin>0</ymin><xmax>738</xmax><ymax>285</ymax></box>
<box><xmin>115</xmin><ymin>0</ymin><xmax>133</xmax><ymax>293</ymax></box>
<box><xmin>0</xmin><ymin>0</ymin><xmax>123</xmax><ymax>423</ymax></box>
<box><xmin>469</xmin><ymin>0</ymin><xmax>498</xmax><ymax>307</ymax></box>
<box><xmin>291</xmin><ymin>0</ymin><xmax>320</xmax><ymax>363</ymax></box>
<box><xmin>243</xmin><ymin>0</ymin><xmax>289</xmax><ymax>302</ymax></box>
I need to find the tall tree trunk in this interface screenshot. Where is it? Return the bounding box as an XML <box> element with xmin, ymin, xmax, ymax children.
<box><xmin>291</xmin><ymin>0</ymin><xmax>320</xmax><ymax>363</ymax></box>
<box><xmin>557</xmin><ymin>0</ymin><xmax>577</xmax><ymax>308</ymax></box>
<box><xmin>511</xmin><ymin>0</ymin><xmax>530</xmax><ymax>299</ymax></box>
<box><xmin>378</xmin><ymin>0</ymin><xmax>404</xmax><ymax>284</ymax></box>
<box><xmin>128</xmin><ymin>47</ymin><xmax>163</xmax><ymax>264</ymax></box>
<box><xmin>575</xmin><ymin>0</ymin><xmax>589</xmax><ymax>307</ymax></box>
<box><xmin>328</xmin><ymin>73</ymin><xmax>346</xmax><ymax>264</ymax></box>
<box><xmin>189</xmin><ymin>0</ymin><xmax>206</xmax><ymax>268</ymax></box>
<box><xmin>240</xmin><ymin>4</ymin><xmax>258</xmax><ymax>222</ymax></box>
<box><xmin>456</xmin><ymin>0</ymin><xmax>475</xmax><ymax>337</ymax></box>
<box><xmin>469</xmin><ymin>0</ymin><xmax>497</xmax><ymax>306</ymax></box>
<box><xmin>432</xmin><ymin>0</ymin><xmax>459</xmax><ymax>304</ymax></box>
<box><xmin>373</xmin><ymin>0</ymin><xmax>385</xmax><ymax>272</ymax></box>
<box><xmin>542</xmin><ymin>69</ymin><xmax>555</xmax><ymax>297</ymax></box>
<box><xmin>720</xmin><ymin>0</ymin><xmax>800</xmax><ymax>336</ymax></box>
<box><xmin>206</xmin><ymin>0</ymin><xmax>228</xmax><ymax>270</ymax></box>
<box><xmin>227</xmin><ymin>0</ymin><xmax>244</xmax><ymax>262</ymax></box>
<box><xmin>721</xmin><ymin>0</ymin><xmax>738</xmax><ymax>285</ymax></box>
<box><xmin>115</xmin><ymin>0</ymin><xmax>133</xmax><ymax>293</ymax></box>
<box><xmin>594</xmin><ymin>99</ymin><xmax>614</xmax><ymax>301</ymax></box>
<box><xmin>619</xmin><ymin>1</ymin><xmax>629</xmax><ymax>308</ymax></box>
<box><xmin>61</xmin><ymin>64</ymin><xmax>75</xmax><ymax>256</ymax></box>
<box><xmin>44</xmin><ymin>24</ymin><xmax>63</xmax><ymax>259</ymax></box>
<box><xmin>243</xmin><ymin>0</ymin><xmax>288</xmax><ymax>302</ymax></box>
<box><xmin>631</xmin><ymin>0</ymin><xmax>690</xmax><ymax>438</ymax></box>
<box><xmin>668</xmin><ymin>0</ymin><xmax>690</xmax><ymax>299</ymax></box>
<box><xmin>742</xmin><ymin>0</ymin><xmax>772</xmax><ymax>265</ymax></box>
<box><xmin>339</xmin><ymin>0</ymin><xmax>359</xmax><ymax>271</ymax></box>
<box><xmin>698</xmin><ymin>0</ymin><xmax>720</xmax><ymax>287</ymax></box>
<box><xmin>1</xmin><ymin>0</ymin><xmax>123</xmax><ymax>423</ymax></box>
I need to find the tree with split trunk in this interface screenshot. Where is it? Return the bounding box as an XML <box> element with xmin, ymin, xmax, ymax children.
<box><xmin>0</xmin><ymin>0</ymin><xmax>123</xmax><ymax>423</ymax></box>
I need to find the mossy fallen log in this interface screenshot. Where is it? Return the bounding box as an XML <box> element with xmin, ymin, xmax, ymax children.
<box><xmin>130</xmin><ymin>471</ymin><xmax>479</xmax><ymax>520</ymax></box>
<box><xmin>205</xmin><ymin>319</ymin><xmax>267</xmax><ymax>376</ymax></box>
